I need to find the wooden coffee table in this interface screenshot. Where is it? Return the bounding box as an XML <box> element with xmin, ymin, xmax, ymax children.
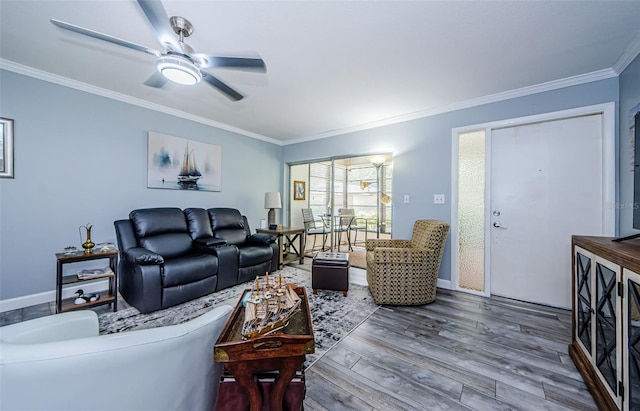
<box><xmin>213</xmin><ymin>287</ymin><xmax>314</xmax><ymax>411</ymax></box>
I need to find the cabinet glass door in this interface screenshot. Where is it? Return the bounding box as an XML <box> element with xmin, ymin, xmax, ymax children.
<box><xmin>576</xmin><ymin>248</ymin><xmax>592</xmax><ymax>353</ymax></box>
<box><xmin>595</xmin><ymin>259</ymin><xmax>619</xmax><ymax>397</ymax></box>
<box><xmin>625</xmin><ymin>270</ymin><xmax>640</xmax><ymax>410</ymax></box>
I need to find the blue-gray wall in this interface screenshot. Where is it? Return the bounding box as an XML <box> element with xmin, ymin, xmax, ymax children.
<box><xmin>1</xmin><ymin>56</ymin><xmax>637</xmax><ymax>303</ymax></box>
<box><xmin>618</xmin><ymin>54</ymin><xmax>640</xmax><ymax>238</ymax></box>
<box><xmin>0</xmin><ymin>69</ymin><xmax>282</xmax><ymax>301</ymax></box>
<box><xmin>283</xmin><ymin>77</ymin><xmax>621</xmax><ymax>282</ymax></box>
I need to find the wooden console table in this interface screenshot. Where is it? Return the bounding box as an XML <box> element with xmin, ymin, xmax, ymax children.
<box><xmin>256</xmin><ymin>227</ymin><xmax>305</xmax><ymax>270</ymax></box>
<box><xmin>571</xmin><ymin>235</ymin><xmax>640</xmax><ymax>410</ymax></box>
<box><xmin>214</xmin><ymin>287</ymin><xmax>314</xmax><ymax>411</ymax></box>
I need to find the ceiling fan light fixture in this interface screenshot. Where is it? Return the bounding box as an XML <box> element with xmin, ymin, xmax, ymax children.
<box><xmin>156</xmin><ymin>55</ymin><xmax>201</xmax><ymax>85</ymax></box>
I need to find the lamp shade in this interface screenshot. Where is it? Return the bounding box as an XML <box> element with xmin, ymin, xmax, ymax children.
<box><xmin>369</xmin><ymin>155</ymin><xmax>388</xmax><ymax>167</ymax></box>
<box><xmin>264</xmin><ymin>192</ymin><xmax>282</xmax><ymax>209</ymax></box>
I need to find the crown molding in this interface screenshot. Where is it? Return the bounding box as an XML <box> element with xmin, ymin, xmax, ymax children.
<box><xmin>0</xmin><ymin>59</ymin><xmax>282</xmax><ymax>146</ymax></box>
<box><xmin>285</xmin><ymin>68</ymin><xmax>619</xmax><ymax>145</ymax></box>
<box><xmin>613</xmin><ymin>32</ymin><xmax>640</xmax><ymax>74</ymax></box>
<box><xmin>1</xmin><ymin>58</ymin><xmax>622</xmax><ymax>147</ymax></box>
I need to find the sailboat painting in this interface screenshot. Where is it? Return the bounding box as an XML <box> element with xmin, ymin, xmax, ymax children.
<box><xmin>147</xmin><ymin>131</ymin><xmax>222</xmax><ymax>191</ymax></box>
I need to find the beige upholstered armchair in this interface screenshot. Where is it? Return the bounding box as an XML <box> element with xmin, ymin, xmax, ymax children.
<box><xmin>366</xmin><ymin>219</ymin><xmax>450</xmax><ymax>305</ymax></box>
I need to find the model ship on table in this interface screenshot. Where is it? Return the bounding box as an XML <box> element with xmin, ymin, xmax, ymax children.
<box><xmin>242</xmin><ymin>273</ymin><xmax>301</xmax><ymax>339</ymax></box>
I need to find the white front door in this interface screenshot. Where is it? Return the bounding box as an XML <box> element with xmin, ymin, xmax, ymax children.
<box><xmin>489</xmin><ymin>114</ymin><xmax>605</xmax><ymax>309</ymax></box>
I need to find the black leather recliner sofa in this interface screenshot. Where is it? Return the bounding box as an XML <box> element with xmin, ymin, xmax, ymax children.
<box><xmin>114</xmin><ymin>207</ymin><xmax>278</xmax><ymax>313</ymax></box>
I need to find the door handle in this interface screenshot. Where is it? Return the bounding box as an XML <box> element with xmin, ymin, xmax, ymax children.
<box><xmin>493</xmin><ymin>222</ymin><xmax>508</xmax><ymax>229</ymax></box>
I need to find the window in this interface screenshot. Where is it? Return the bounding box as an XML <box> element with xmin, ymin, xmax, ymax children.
<box><xmin>309</xmin><ymin>162</ymin><xmax>331</xmax><ymax>218</ymax></box>
<box><xmin>290</xmin><ymin>155</ymin><xmax>393</xmax><ymax>243</ymax></box>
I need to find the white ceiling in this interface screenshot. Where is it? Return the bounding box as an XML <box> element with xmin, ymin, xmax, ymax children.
<box><xmin>1</xmin><ymin>1</ymin><xmax>639</xmax><ymax>143</ymax></box>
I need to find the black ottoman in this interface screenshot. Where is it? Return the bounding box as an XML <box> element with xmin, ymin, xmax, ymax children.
<box><xmin>312</xmin><ymin>252</ymin><xmax>350</xmax><ymax>297</ymax></box>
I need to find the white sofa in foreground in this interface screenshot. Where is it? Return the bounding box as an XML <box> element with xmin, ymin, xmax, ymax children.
<box><xmin>0</xmin><ymin>305</ymin><xmax>233</xmax><ymax>411</ymax></box>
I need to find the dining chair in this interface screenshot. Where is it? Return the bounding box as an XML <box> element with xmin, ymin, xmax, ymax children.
<box><xmin>318</xmin><ymin>212</ymin><xmax>350</xmax><ymax>252</ymax></box>
<box><xmin>334</xmin><ymin>212</ymin><xmax>353</xmax><ymax>251</ymax></box>
<box><xmin>338</xmin><ymin>208</ymin><xmax>367</xmax><ymax>250</ymax></box>
<box><xmin>301</xmin><ymin>208</ymin><xmax>327</xmax><ymax>254</ymax></box>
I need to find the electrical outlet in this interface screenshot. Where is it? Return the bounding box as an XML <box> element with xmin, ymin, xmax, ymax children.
<box><xmin>404</xmin><ymin>195</ymin><xmax>410</xmax><ymax>204</ymax></box>
<box><xmin>434</xmin><ymin>194</ymin><xmax>445</xmax><ymax>204</ymax></box>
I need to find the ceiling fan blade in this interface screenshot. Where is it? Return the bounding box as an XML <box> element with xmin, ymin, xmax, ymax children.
<box><xmin>143</xmin><ymin>71</ymin><xmax>168</xmax><ymax>88</ymax></box>
<box><xmin>194</xmin><ymin>55</ymin><xmax>266</xmax><ymax>72</ymax></box>
<box><xmin>136</xmin><ymin>0</ymin><xmax>180</xmax><ymax>52</ymax></box>
<box><xmin>202</xmin><ymin>72</ymin><xmax>244</xmax><ymax>101</ymax></box>
<box><xmin>51</xmin><ymin>19</ymin><xmax>161</xmax><ymax>56</ymax></box>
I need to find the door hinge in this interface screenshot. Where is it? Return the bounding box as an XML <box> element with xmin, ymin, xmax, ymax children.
<box><xmin>618</xmin><ymin>380</ymin><xmax>624</xmax><ymax>398</ymax></box>
<box><xmin>619</xmin><ymin>282</ymin><xmax>624</xmax><ymax>298</ymax></box>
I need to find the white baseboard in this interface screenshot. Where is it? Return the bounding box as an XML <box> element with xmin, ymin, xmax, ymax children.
<box><xmin>437</xmin><ymin>278</ymin><xmax>452</xmax><ymax>290</ymax></box>
<box><xmin>0</xmin><ymin>280</ymin><xmax>109</xmax><ymax>313</ymax></box>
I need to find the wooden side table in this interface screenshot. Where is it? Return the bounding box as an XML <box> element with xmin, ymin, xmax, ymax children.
<box><xmin>256</xmin><ymin>227</ymin><xmax>305</xmax><ymax>270</ymax></box>
<box><xmin>55</xmin><ymin>249</ymin><xmax>118</xmax><ymax>313</ymax></box>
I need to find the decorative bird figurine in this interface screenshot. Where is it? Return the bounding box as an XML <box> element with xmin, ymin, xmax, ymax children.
<box><xmin>74</xmin><ymin>289</ymin><xmax>100</xmax><ymax>305</ymax></box>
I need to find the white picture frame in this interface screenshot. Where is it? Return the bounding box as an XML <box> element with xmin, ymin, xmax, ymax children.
<box><xmin>0</xmin><ymin>118</ymin><xmax>14</xmax><ymax>179</ymax></box>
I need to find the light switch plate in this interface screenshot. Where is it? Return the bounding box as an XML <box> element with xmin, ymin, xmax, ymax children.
<box><xmin>404</xmin><ymin>195</ymin><xmax>410</xmax><ymax>204</ymax></box>
<box><xmin>434</xmin><ymin>194</ymin><xmax>445</xmax><ymax>204</ymax></box>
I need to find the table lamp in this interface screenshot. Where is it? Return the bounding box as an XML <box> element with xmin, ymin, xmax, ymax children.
<box><xmin>265</xmin><ymin>192</ymin><xmax>282</xmax><ymax>226</ymax></box>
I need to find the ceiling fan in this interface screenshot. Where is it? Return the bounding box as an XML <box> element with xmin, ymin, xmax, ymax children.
<box><xmin>50</xmin><ymin>0</ymin><xmax>265</xmax><ymax>101</ymax></box>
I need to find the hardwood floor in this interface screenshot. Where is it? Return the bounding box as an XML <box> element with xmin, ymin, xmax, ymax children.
<box><xmin>0</xmin><ymin>258</ymin><xmax>595</xmax><ymax>411</ymax></box>
<box><xmin>303</xmin><ymin>288</ymin><xmax>596</xmax><ymax>411</ymax></box>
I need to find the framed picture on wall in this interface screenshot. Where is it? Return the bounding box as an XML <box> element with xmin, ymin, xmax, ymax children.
<box><xmin>0</xmin><ymin>118</ymin><xmax>14</xmax><ymax>178</ymax></box>
<box><xmin>631</xmin><ymin>102</ymin><xmax>640</xmax><ymax>171</ymax></box>
<box><xmin>294</xmin><ymin>180</ymin><xmax>306</xmax><ymax>200</ymax></box>
<box><xmin>147</xmin><ymin>131</ymin><xmax>222</xmax><ymax>192</ymax></box>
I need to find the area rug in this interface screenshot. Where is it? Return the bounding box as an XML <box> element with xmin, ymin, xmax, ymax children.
<box><xmin>98</xmin><ymin>266</ymin><xmax>379</xmax><ymax>367</ymax></box>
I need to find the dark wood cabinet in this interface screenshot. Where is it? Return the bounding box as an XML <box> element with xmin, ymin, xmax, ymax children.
<box><xmin>571</xmin><ymin>236</ymin><xmax>640</xmax><ymax>410</ymax></box>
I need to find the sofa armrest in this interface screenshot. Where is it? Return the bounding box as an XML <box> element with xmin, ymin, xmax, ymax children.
<box><xmin>118</xmin><ymin>259</ymin><xmax>162</xmax><ymax>313</ymax></box>
<box><xmin>194</xmin><ymin>238</ymin><xmax>227</xmax><ymax>248</ymax></box>
<box><xmin>122</xmin><ymin>247</ymin><xmax>164</xmax><ymax>265</ymax></box>
<box><xmin>193</xmin><ymin>238</ymin><xmax>227</xmax><ymax>254</ymax></box>
<box><xmin>248</xmin><ymin>233</ymin><xmax>277</xmax><ymax>245</ymax></box>
<box><xmin>0</xmin><ymin>311</ymin><xmax>98</xmax><ymax>344</ymax></box>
